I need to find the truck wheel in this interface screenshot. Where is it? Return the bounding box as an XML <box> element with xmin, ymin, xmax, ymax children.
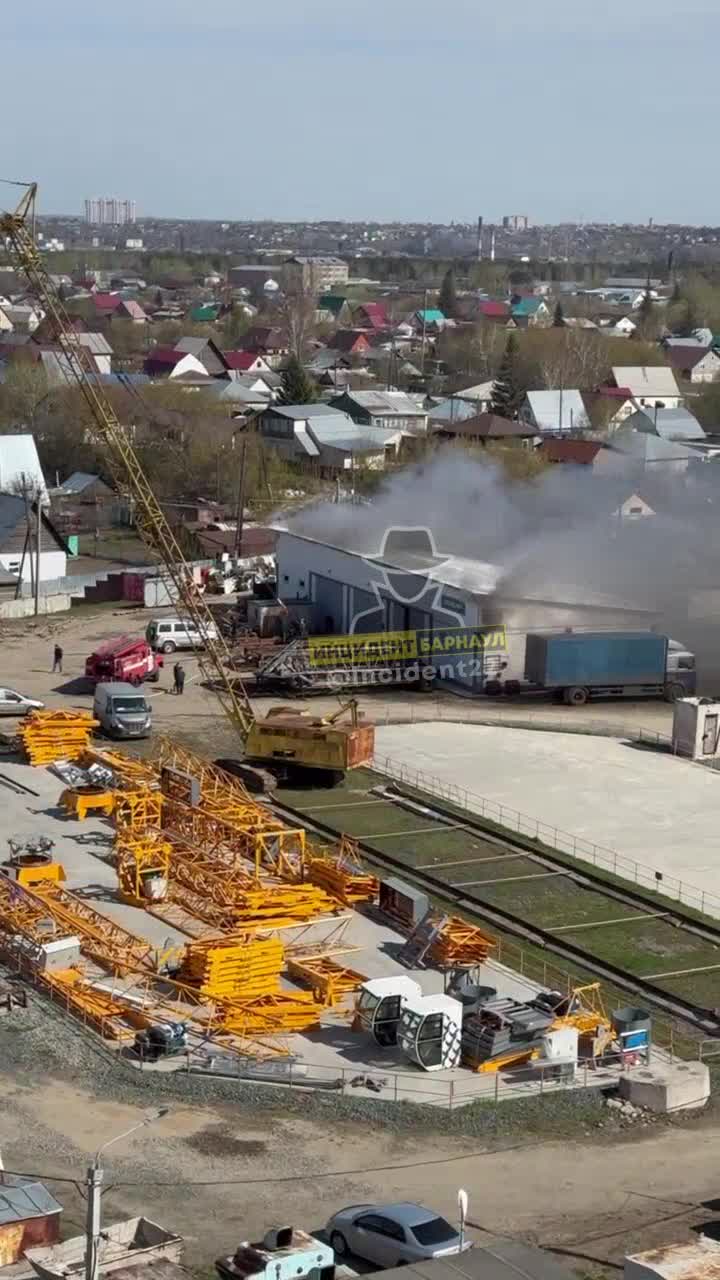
<box><xmin>664</xmin><ymin>681</ymin><xmax>685</xmax><ymax>703</ymax></box>
<box><xmin>162</xmin><ymin>641</ymin><xmax>176</xmax><ymax>654</ymax></box>
<box><xmin>564</xmin><ymin>686</ymin><xmax>589</xmax><ymax>706</ymax></box>
<box><xmin>130</xmin><ymin>675</ymin><xmax>142</xmax><ymax>687</ymax></box>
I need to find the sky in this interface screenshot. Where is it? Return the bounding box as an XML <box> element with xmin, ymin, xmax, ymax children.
<box><xmin>3</xmin><ymin>0</ymin><xmax>718</xmax><ymax>224</ymax></box>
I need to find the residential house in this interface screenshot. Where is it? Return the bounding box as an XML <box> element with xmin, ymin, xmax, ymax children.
<box><xmin>598</xmin><ymin>315</ymin><xmax>636</xmax><ymax>337</ymax></box>
<box><xmin>428</xmin><ymin>397</ymin><xmax>480</xmax><ymax>428</ymax></box>
<box><xmin>520</xmin><ymin>389</ymin><xmax>588</xmax><ymax>434</ymax></box>
<box><xmin>540</xmin><ymin>439</ymin><xmax>618</xmax><ymax>469</ymax></box>
<box><xmin>0</xmin><ymin>434</ymin><xmax>49</xmax><ymax>504</ymax></box>
<box><xmin>0</xmin><ymin>306</ymin><xmax>13</xmax><ymax>333</ymax></box>
<box><xmin>353</xmin><ymin>301</ymin><xmax>390</xmax><ymax>330</ymax></box>
<box><xmin>284</xmin><ymin>255</ymin><xmax>349</xmax><ymax>291</ymax></box>
<box><xmin>413</xmin><ymin>307</ymin><xmax>446</xmax><ymax>332</ymax></box>
<box><xmin>307</xmin><ymin>349</ymin><xmax>352</xmax><ymax>375</ymax></box>
<box><xmin>615</xmin><ymin>491</ymin><xmax>657</xmax><ymax>519</ymax></box>
<box><xmin>0</xmin><ymin>1174</ymin><xmax>62</xmax><ymax>1264</ymax></box>
<box><xmin>454</xmin><ymin>379</ymin><xmax>495</xmax><ymax>409</ymax></box>
<box><xmin>3</xmin><ymin>305</ymin><xmax>44</xmax><ymax>333</ymax></box>
<box><xmin>329</xmin><ymin>389</ymin><xmax>428</xmax><ymax>434</ymax></box>
<box><xmin>610</xmin><ymin>365</ymin><xmax>682</xmax><ymax>408</ymax></box>
<box><xmin>240</xmin><ymin>326</ymin><xmax>289</xmax><ymax>367</ymax></box>
<box><xmin>253</xmin><ymin>402</ymin><xmax>400</xmax><ymax>472</ymax></box>
<box><xmin>144</xmin><ymin>348</ymin><xmax>210</xmax><ymax>381</ymax></box>
<box><xmin>190</xmin><ymin>303</ymin><xmax>221</xmax><ymax>323</ymax></box>
<box><xmin>0</xmin><ymin>493</ymin><xmax>68</xmax><ymax>583</ymax></box>
<box><xmin>623</xmin><ymin>406</ymin><xmax>706</xmax><ymax>441</ymax></box>
<box><xmin>664</xmin><ymin>344</ymin><xmax>720</xmax><ymax>384</ymax></box>
<box><xmin>66</xmin><ymin>332</ymin><xmax>113</xmax><ymax>376</ymax></box>
<box><xmin>586</xmin><ymin>385</ymin><xmax>637</xmax><ymax>431</ymax></box>
<box><xmin>223</xmin><ymin>351</ymin><xmax>272</xmax><ymax>374</ymax></box>
<box><xmin>316</xmin><ymin>294</ymin><xmax>352</xmax><ymax>325</ymax></box>
<box><xmin>612</xmin><ymin>427</ymin><xmax>698</xmax><ymax>472</ymax></box>
<box><xmin>228</xmin><ymin>265</ymin><xmax>282</xmax><ymax>295</ymax></box>
<box><xmin>329</xmin><ymin>330</ymin><xmax>372</xmax><ymax>357</ymax></box>
<box><xmin>435</xmin><ymin>413</ymin><xmax>540</xmax><ymax>445</ymax></box>
<box><xmin>92</xmin><ymin>292</ymin><xmax>123</xmax><ymax>317</ymax></box>
<box><xmin>117</xmin><ymin>299</ymin><xmax>148</xmax><ymax>323</ymax></box>
<box><xmin>172</xmin><ymin>336</ymin><xmax>229</xmax><ymax>376</ymax></box>
<box><xmin>476</xmin><ymin>300</ymin><xmax>512</xmax><ymax>325</ymax></box>
<box><xmin>510</xmin><ymin>297</ymin><xmax>550</xmax><ymax>328</ymax></box>
<box><xmin>53</xmin><ymin>472</ymin><xmax>115</xmax><ymax>531</ymax></box>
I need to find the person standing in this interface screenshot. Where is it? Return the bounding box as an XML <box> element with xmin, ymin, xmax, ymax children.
<box><xmin>52</xmin><ymin>644</ymin><xmax>63</xmax><ymax>673</ymax></box>
<box><xmin>173</xmin><ymin>663</ymin><xmax>185</xmax><ymax>696</ymax></box>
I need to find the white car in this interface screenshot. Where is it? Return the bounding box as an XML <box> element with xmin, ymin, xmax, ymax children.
<box><xmin>326</xmin><ymin>1202</ymin><xmax>470</xmax><ymax>1268</ymax></box>
<box><xmin>0</xmin><ymin>688</ymin><xmax>44</xmax><ymax>717</ymax></box>
<box><xmin>145</xmin><ymin>617</ymin><xmax>218</xmax><ymax>654</ymax></box>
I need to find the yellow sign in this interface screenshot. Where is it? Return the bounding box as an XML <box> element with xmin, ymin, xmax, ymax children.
<box><xmin>308</xmin><ymin>626</ymin><xmax>507</xmax><ymax>668</ymax></box>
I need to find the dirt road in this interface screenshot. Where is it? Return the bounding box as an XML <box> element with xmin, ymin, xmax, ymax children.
<box><xmin>1</xmin><ymin>1064</ymin><xmax>718</xmax><ymax>1274</ymax></box>
<box><xmin>0</xmin><ymin>606</ymin><xmax>674</xmax><ymax>761</ymax></box>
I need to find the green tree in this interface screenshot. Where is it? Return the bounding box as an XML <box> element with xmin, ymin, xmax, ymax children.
<box><xmin>279</xmin><ymin>355</ymin><xmax>317</xmax><ymax>405</ymax></box>
<box><xmin>636</xmin><ymin>286</ymin><xmax>657</xmax><ymax>339</ymax></box>
<box><xmin>490</xmin><ymin>335</ymin><xmax>521</xmax><ymax>418</ymax></box>
<box><xmin>439</xmin><ymin>268</ymin><xmax>458</xmax><ymax>318</ymax></box>
<box><xmin>552</xmin><ymin>301</ymin><xmax>565</xmax><ymax>327</ymax></box>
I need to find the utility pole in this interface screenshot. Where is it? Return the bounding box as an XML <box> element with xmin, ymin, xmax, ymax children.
<box><xmin>420</xmin><ymin>287</ymin><xmax>429</xmax><ymax>378</ymax></box>
<box><xmin>84</xmin><ymin>1109</ymin><xmax>169</xmax><ymax>1280</ymax></box>
<box><xmin>34</xmin><ymin>496</ymin><xmax>41</xmax><ymax>618</ymax></box>
<box><xmin>234</xmin><ymin>438</ymin><xmax>247</xmax><ymax>559</ymax></box>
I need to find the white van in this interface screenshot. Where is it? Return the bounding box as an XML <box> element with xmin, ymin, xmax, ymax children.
<box><xmin>145</xmin><ymin>617</ymin><xmax>218</xmax><ymax>654</ymax></box>
<box><xmin>93</xmin><ymin>682</ymin><xmax>152</xmax><ymax>739</ymax></box>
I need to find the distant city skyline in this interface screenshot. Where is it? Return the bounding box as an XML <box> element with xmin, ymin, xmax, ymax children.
<box><xmin>83</xmin><ymin>198</ymin><xmax>137</xmax><ymax>225</ymax></box>
<box><xmin>5</xmin><ymin>0</ymin><xmax>719</xmax><ymax>224</ymax></box>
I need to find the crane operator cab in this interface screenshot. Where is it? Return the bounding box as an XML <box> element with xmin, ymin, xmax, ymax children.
<box><xmin>354</xmin><ymin>977</ymin><xmax>422</xmax><ymax>1047</ymax></box>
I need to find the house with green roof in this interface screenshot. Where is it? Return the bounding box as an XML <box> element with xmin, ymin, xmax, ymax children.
<box><xmin>190</xmin><ymin>303</ymin><xmax>221</xmax><ymax>323</ymax></box>
<box><xmin>317</xmin><ymin>294</ymin><xmax>352</xmax><ymax>324</ymax></box>
<box><xmin>510</xmin><ymin>297</ymin><xmax>551</xmax><ymax>328</ymax></box>
<box><xmin>414</xmin><ymin>307</ymin><xmax>446</xmax><ymax>331</ymax></box>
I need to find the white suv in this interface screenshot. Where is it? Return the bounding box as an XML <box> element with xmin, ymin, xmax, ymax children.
<box><xmin>145</xmin><ymin>617</ymin><xmax>218</xmax><ymax>654</ymax></box>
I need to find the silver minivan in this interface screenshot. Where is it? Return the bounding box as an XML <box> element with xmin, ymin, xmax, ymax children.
<box><xmin>145</xmin><ymin>617</ymin><xmax>218</xmax><ymax>654</ymax></box>
<box><xmin>93</xmin><ymin>681</ymin><xmax>152</xmax><ymax>739</ymax></box>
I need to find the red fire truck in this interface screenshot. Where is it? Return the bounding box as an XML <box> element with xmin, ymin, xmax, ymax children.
<box><xmin>85</xmin><ymin>636</ymin><xmax>163</xmax><ymax>686</ymax></box>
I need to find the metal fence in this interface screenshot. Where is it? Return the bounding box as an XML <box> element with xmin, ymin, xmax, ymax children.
<box><xmin>372</xmin><ymin>751</ymin><xmax>720</xmax><ymax>920</ymax></box>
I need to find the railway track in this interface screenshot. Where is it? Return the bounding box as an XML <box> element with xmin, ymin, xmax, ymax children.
<box><xmin>272</xmin><ymin>778</ymin><xmax>720</xmax><ymax>1041</ymax></box>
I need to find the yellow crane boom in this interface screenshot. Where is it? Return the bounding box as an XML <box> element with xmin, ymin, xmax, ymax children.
<box><xmin>0</xmin><ymin>183</ymin><xmax>255</xmax><ymax>743</ymax></box>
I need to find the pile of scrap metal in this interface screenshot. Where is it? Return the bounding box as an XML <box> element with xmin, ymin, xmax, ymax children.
<box><xmin>397</xmin><ymin>907</ymin><xmax>496</xmax><ymax>969</ymax></box>
<box><xmin>19</xmin><ymin>710</ymin><xmax>98</xmax><ymax>765</ymax></box>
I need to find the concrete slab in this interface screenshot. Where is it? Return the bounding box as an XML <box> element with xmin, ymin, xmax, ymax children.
<box><xmin>375</xmin><ymin>723</ymin><xmax>720</xmax><ymax>916</ymax></box>
<box><xmin>619</xmin><ymin>1060</ymin><xmax>710</xmax><ymax>1112</ymax></box>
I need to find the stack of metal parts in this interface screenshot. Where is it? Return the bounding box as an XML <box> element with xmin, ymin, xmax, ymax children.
<box><xmin>179</xmin><ymin>936</ymin><xmax>285</xmax><ymax>1000</ymax></box>
<box><xmin>399</xmin><ymin>908</ymin><xmax>496</xmax><ymax>969</ymax></box>
<box><xmin>286</xmin><ymin>955</ymin><xmax>367</xmax><ymax>1006</ymax></box>
<box><xmin>462</xmin><ymin>996</ymin><xmax>554</xmax><ymax>1072</ymax></box>
<box><xmin>306</xmin><ymin>837</ymin><xmax>378</xmax><ymax>906</ymax></box>
<box><xmin>19</xmin><ymin>710</ymin><xmax>98</xmax><ymax>765</ymax></box>
<box><xmin>218</xmin><ymin>991</ymin><xmax>325</xmax><ymax>1034</ymax></box>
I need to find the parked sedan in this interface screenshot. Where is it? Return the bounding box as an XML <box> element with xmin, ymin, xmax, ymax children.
<box><xmin>0</xmin><ymin>688</ymin><xmax>44</xmax><ymax>717</ymax></box>
<box><xmin>326</xmin><ymin>1202</ymin><xmax>470</xmax><ymax>1268</ymax></box>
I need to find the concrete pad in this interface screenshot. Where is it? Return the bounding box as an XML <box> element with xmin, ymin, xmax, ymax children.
<box><xmin>619</xmin><ymin>1060</ymin><xmax>710</xmax><ymax>1112</ymax></box>
<box><xmin>375</xmin><ymin>723</ymin><xmax>720</xmax><ymax>915</ymax></box>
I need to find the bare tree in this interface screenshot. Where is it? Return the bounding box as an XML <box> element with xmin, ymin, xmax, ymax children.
<box><xmin>278</xmin><ymin>265</ymin><xmax>320</xmax><ymax>360</ymax></box>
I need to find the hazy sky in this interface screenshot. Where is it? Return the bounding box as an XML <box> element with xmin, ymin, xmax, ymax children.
<box><xmin>4</xmin><ymin>0</ymin><xmax>717</xmax><ymax>223</ymax></box>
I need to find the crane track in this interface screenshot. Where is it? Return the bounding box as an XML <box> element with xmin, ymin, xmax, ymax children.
<box><xmin>272</xmin><ymin>795</ymin><xmax>720</xmax><ymax>1039</ymax></box>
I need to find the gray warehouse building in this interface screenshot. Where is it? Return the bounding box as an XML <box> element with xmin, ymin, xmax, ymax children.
<box><xmin>276</xmin><ymin>529</ymin><xmax>657</xmax><ymax>692</ymax></box>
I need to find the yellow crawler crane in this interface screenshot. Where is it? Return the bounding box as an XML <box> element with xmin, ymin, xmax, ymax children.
<box><xmin>1</xmin><ymin>182</ymin><xmax>374</xmax><ymax>791</ymax></box>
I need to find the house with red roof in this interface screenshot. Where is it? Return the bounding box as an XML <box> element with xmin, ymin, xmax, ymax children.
<box><xmin>477</xmin><ymin>300</ymin><xmax>512</xmax><ymax>325</ymax></box>
<box><xmin>223</xmin><ymin>351</ymin><xmax>272</xmax><ymax>374</ymax></box>
<box><xmin>664</xmin><ymin>344</ymin><xmax>720</xmax><ymax>384</ymax></box>
<box><xmin>540</xmin><ymin>438</ymin><xmax>618</xmax><ymax>469</ymax></box>
<box><xmin>353</xmin><ymin>302</ymin><xmax>389</xmax><ymax>330</ymax></box>
<box><xmin>329</xmin><ymin>330</ymin><xmax>372</xmax><ymax>355</ymax></box>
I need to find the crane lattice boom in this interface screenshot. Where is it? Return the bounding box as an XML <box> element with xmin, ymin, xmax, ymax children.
<box><xmin>0</xmin><ymin>183</ymin><xmax>255</xmax><ymax>742</ymax></box>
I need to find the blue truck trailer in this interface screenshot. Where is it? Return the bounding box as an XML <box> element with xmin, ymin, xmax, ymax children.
<box><xmin>523</xmin><ymin>631</ymin><xmax>696</xmax><ymax>705</ymax></box>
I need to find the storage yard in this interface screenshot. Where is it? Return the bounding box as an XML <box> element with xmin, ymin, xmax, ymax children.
<box><xmin>0</xmin><ymin>701</ymin><xmax>714</xmax><ymax>1120</ymax></box>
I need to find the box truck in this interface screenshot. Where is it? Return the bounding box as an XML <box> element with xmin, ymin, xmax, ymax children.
<box><xmin>519</xmin><ymin>631</ymin><xmax>696</xmax><ymax>705</ymax></box>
